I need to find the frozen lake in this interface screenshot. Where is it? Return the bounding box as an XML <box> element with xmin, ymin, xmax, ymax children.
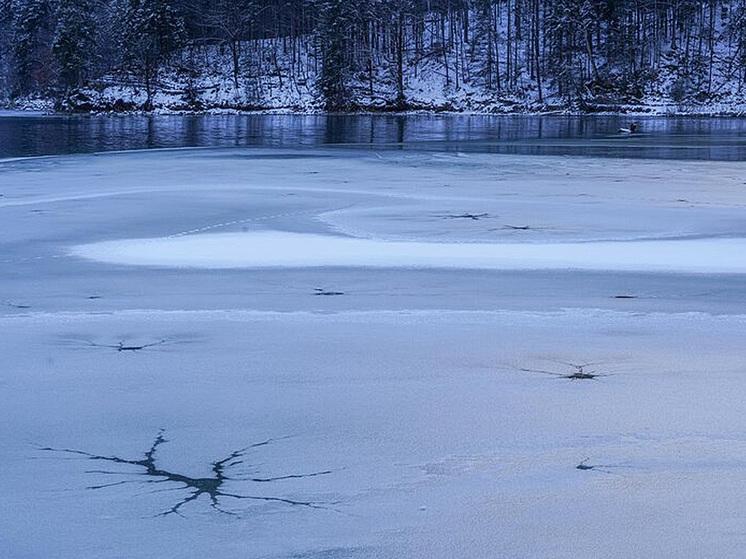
<box><xmin>2</xmin><ymin>118</ymin><xmax>746</xmax><ymax>558</ymax></box>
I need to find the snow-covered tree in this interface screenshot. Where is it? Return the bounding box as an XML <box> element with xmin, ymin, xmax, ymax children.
<box><xmin>116</xmin><ymin>0</ymin><xmax>186</xmax><ymax>108</ymax></box>
<box><xmin>317</xmin><ymin>0</ymin><xmax>355</xmax><ymax>109</ymax></box>
<box><xmin>190</xmin><ymin>0</ymin><xmax>256</xmax><ymax>90</ymax></box>
<box><xmin>53</xmin><ymin>0</ymin><xmax>97</xmax><ymax>90</ymax></box>
<box><xmin>3</xmin><ymin>0</ymin><xmax>746</xmax><ymax>110</ymax></box>
<box><xmin>471</xmin><ymin>0</ymin><xmax>498</xmax><ymax>91</ymax></box>
<box><xmin>10</xmin><ymin>0</ymin><xmax>55</xmax><ymax>95</ymax></box>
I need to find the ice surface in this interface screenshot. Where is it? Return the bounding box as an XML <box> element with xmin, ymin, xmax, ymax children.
<box><xmin>0</xmin><ymin>110</ymin><xmax>47</xmax><ymax>117</ymax></box>
<box><xmin>2</xmin><ymin>148</ymin><xmax>746</xmax><ymax>558</ymax></box>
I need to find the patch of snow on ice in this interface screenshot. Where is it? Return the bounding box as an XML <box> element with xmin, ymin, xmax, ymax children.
<box><xmin>72</xmin><ymin>231</ymin><xmax>746</xmax><ymax>274</ymax></box>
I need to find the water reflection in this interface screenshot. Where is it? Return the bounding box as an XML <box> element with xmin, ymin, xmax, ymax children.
<box><xmin>2</xmin><ymin>113</ymin><xmax>746</xmax><ymax>160</ymax></box>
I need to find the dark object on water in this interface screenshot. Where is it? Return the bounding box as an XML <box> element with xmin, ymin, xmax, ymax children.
<box><xmin>82</xmin><ymin>339</ymin><xmax>168</xmax><ymax>352</ymax></box>
<box><xmin>442</xmin><ymin>212</ymin><xmax>490</xmax><ymax>221</ymax></box>
<box><xmin>619</xmin><ymin>122</ymin><xmax>639</xmax><ymax>134</ymax></box>
<box><xmin>520</xmin><ymin>360</ymin><xmax>611</xmax><ymax>381</ymax></box>
<box><xmin>113</xmin><ymin>340</ymin><xmax>166</xmax><ymax>352</ymax></box>
<box><xmin>314</xmin><ymin>288</ymin><xmax>345</xmax><ymax>296</ymax></box>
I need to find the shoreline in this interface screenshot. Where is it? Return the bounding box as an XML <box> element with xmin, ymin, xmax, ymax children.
<box><xmin>4</xmin><ymin>101</ymin><xmax>746</xmax><ymax>118</ymax></box>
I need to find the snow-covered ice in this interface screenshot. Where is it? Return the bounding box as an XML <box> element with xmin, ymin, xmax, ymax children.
<box><xmin>73</xmin><ymin>231</ymin><xmax>746</xmax><ymax>274</ymax></box>
<box><xmin>2</xmin><ymin>147</ymin><xmax>746</xmax><ymax>558</ymax></box>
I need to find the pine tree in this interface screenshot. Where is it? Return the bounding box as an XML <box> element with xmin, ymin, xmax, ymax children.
<box><xmin>382</xmin><ymin>0</ymin><xmax>415</xmax><ymax>107</ymax></box>
<box><xmin>472</xmin><ymin>0</ymin><xmax>497</xmax><ymax>90</ymax></box>
<box><xmin>53</xmin><ymin>0</ymin><xmax>97</xmax><ymax>90</ymax></box>
<box><xmin>117</xmin><ymin>0</ymin><xmax>186</xmax><ymax>109</ymax></box>
<box><xmin>10</xmin><ymin>0</ymin><xmax>55</xmax><ymax>95</ymax></box>
<box><xmin>317</xmin><ymin>0</ymin><xmax>354</xmax><ymax>110</ymax></box>
<box><xmin>0</xmin><ymin>0</ymin><xmax>12</xmax><ymax>98</ymax></box>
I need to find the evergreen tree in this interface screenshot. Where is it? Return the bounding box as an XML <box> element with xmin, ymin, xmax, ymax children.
<box><xmin>382</xmin><ymin>0</ymin><xmax>415</xmax><ymax>107</ymax></box>
<box><xmin>10</xmin><ymin>0</ymin><xmax>55</xmax><ymax>95</ymax></box>
<box><xmin>0</xmin><ymin>0</ymin><xmax>12</xmax><ymax>98</ymax></box>
<box><xmin>53</xmin><ymin>0</ymin><xmax>97</xmax><ymax>90</ymax></box>
<box><xmin>117</xmin><ymin>0</ymin><xmax>186</xmax><ymax>109</ymax></box>
<box><xmin>472</xmin><ymin>0</ymin><xmax>497</xmax><ymax>90</ymax></box>
<box><xmin>317</xmin><ymin>0</ymin><xmax>354</xmax><ymax>110</ymax></box>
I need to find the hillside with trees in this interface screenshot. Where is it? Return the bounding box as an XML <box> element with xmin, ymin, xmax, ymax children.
<box><xmin>3</xmin><ymin>0</ymin><xmax>746</xmax><ymax>113</ymax></box>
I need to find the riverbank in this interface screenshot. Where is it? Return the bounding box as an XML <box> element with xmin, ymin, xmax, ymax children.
<box><xmin>8</xmin><ymin>97</ymin><xmax>746</xmax><ymax>117</ymax></box>
<box><xmin>7</xmin><ymin>84</ymin><xmax>746</xmax><ymax>117</ymax></box>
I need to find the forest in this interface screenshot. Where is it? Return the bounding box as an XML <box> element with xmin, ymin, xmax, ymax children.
<box><xmin>2</xmin><ymin>0</ymin><xmax>746</xmax><ymax>112</ymax></box>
